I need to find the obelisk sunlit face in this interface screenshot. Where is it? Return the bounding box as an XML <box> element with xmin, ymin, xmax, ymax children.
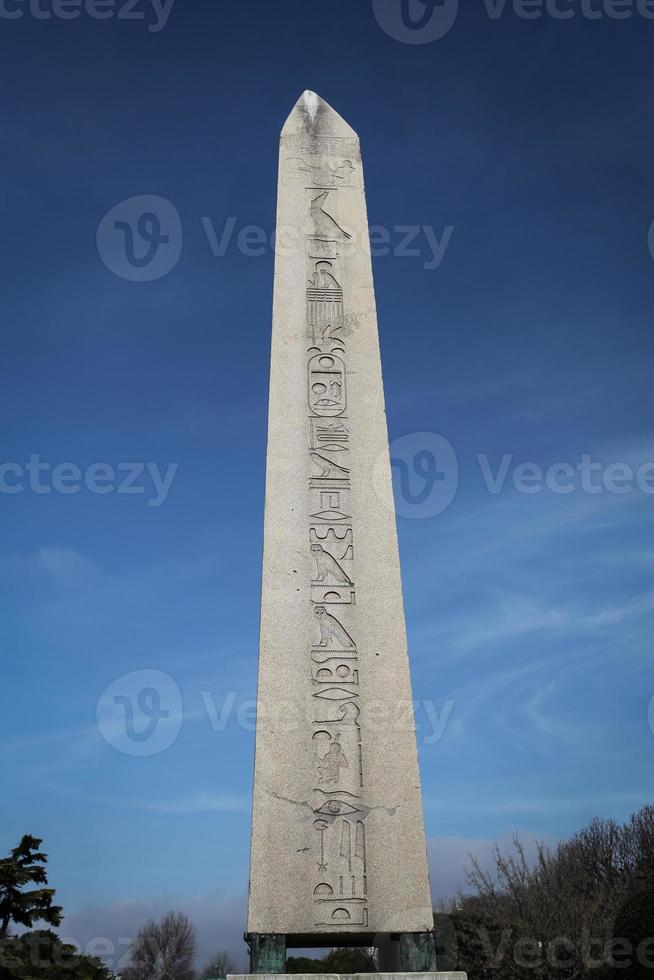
<box><xmin>246</xmin><ymin>92</ymin><xmax>435</xmax><ymax>965</ymax></box>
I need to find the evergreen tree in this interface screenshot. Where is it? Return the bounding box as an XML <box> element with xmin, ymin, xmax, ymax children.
<box><xmin>0</xmin><ymin>836</ymin><xmax>111</xmax><ymax>979</ymax></box>
<box><xmin>0</xmin><ymin>929</ymin><xmax>112</xmax><ymax>979</ymax></box>
<box><xmin>0</xmin><ymin>836</ymin><xmax>63</xmax><ymax>939</ymax></box>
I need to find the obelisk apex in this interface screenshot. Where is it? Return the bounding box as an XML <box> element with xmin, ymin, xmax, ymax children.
<box><xmin>245</xmin><ymin>93</ymin><xmax>439</xmax><ymax>974</ymax></box>
<box><xmin>281</xmin><ymin>90</ymin><xmax>358</xmax><ymax>139</ymax></box>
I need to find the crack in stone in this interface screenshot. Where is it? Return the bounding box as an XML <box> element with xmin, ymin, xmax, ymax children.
<box><xmin>267</xmin><ymin>790</ymin><xmax>314</xmax><ymax>812</ymax></box>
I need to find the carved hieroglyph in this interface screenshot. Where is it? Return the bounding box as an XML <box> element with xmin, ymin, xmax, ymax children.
<box><xmin>247</xmin><ymin>91</ymin><xmax>434</xmax><ymax>939</ymax></box>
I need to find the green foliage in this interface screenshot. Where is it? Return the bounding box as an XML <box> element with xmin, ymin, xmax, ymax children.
<box><xmin>322</xmin><ymin>947</ymin><xmax>376</xmax><ymax>972</ymax></box>
<box><xmin>0</xmin><ymin>929</ymin><xmax>112</xmax><ymax>979</ymax></box>
<box><xmin>0</xmin><ymin>837</ymin><xmax>63</xmax><ymax>939</ymax></box>
<box><xmin>0</xmin><ymin>837</ymin><xmax>111</xmax><ymax>979</ymax></box>
<box><xmin>285</xmin><ymin>955</ymin><xmax>324</xmax><ymax>974</ymax></box>
<box><xmin>286</xmin><ymin>947</ymin><xmax>376</xmax><ymax>973</ymax></box>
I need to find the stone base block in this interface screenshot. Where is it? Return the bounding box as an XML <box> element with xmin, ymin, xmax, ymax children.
<box><xmin>229</xmin><ymin>974</ymin><xmax>467</xmax><ymax>980</ymax></box>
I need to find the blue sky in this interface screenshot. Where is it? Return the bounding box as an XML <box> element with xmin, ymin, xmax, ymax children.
<box><xmin>1</xmin><ymin>0</ymin><xmax>654</xmax><ymax>969</ymax></box>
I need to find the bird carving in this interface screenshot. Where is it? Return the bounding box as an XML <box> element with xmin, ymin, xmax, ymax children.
<box><xmin>311</xmin><ymin>544</ymin><xmax>353</xmax><ymax>585</ymax></box>
<box><xmin>314</xmin><ymin>606</ymin><xmax>355</xmax><ymax>648</ymax></box>
<box><xmin>310</xmin><ymin>192</ymin><xmax>352</xmax><ymax>240</ymax></box>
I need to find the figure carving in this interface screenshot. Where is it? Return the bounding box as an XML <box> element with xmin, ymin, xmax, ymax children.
<box><xmin>310</xmin><ymin>526</ymin><xmax>352</xmax><ymax>546</ymax></box>
<box><xmin>316</xmin><ymin>322</ymin><xmax>344</xmax><ymax>345</ymax></box>
<box><xmin>311</xmin><ymin>586</ymin><xmax>356</xmax><ymax>605</ymax></box>
<box><xmin>308</xmin><ymin>352</ymin><xmax>346</xmax><ymax>417</ymax></box>
<box><xmin>315</xmin><ymin>606</ymin><xmax>355</xmax><ymax>648</ymax></box>
<box><xmin>310</xmin><ymin>385</ymin><xmax>343</xmax><ymax>411</ymax></box>
<box><xmin>315</xmin><ymin>734</ymin><xmax>348</xmax><ymax>784</ymax></box>
<box><xmin>311</xmin><ymin>420</ymin><xmax>349</xmax><ymax>452</ymax></box>
<box><xmin>308</xmin><ymin>260</ymin><xmax>341</xmax><ymax>289</ymax></box>
<box><xmin>315</xmin><ymin>798</ymin><xmax>360</xmax><ymax>817</ymax></box>
<box><xmin>311</xmin><ymin>191</ymin><xmax>352</xmax><ymax>240</ymax></box>
<box><xmin>311</xmin><ymin>544</ymin><xmax>353</xmax><ymax>585</ymax></box>
<box><xmin>310</xmin><ymin>508</ymin><xmax>350</xmax><ymax>522</ymax></box>
<box><xmin>310</xmin><ymin>453</ymin><xmax>349</xmax><ymax>478</ymax></box>
<box><xmin>314</xmin><ymin>819</ymin><xmax>329</xmax><ymax>871</ymax></box>
<box><xmin>298</xmin><ymin>158</ymin><xmax>356</xmax><ymax>187</ymax></box>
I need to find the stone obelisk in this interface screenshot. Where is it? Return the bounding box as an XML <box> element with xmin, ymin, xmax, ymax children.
<box><xmin>245</xmin><ymin>92</ymin><xmax>439</xmax><ymax>974</ymax></box>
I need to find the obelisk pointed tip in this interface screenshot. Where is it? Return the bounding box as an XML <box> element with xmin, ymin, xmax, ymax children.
<box><xmin>281</xmin><ymin>90</ymin><xmax>358</xmax><ymax>140</ymax></box>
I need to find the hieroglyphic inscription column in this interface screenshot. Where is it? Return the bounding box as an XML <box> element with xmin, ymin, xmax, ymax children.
<box><xmin>246</xmin><ymin>92</ymin><xmax>435</xmax><ymax>965</ymax></box>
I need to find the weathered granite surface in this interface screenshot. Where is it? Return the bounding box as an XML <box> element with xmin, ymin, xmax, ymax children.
<box><xmin>246</xmin><ymin>91</ymin><xmax>434</xmax><ymax>939</ymax></box>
